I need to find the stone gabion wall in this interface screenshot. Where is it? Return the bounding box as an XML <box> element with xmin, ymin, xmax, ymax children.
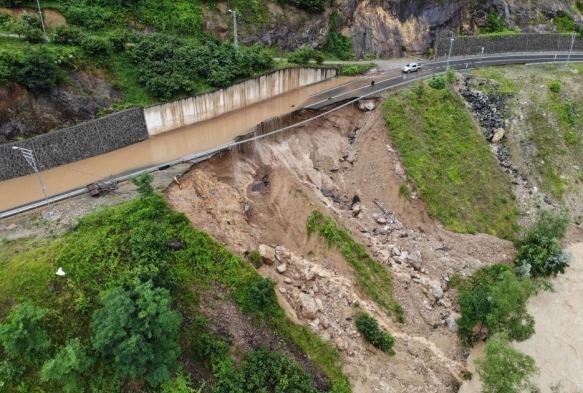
<box><xmin>435</xmin><ymin>34</ymin><xmax>583</xmax><ymax>58</ymax></box>
<box><xmin>0</xmin><ymin>108</ymin><xmax>148</xmax><ymax>182</ymax></box>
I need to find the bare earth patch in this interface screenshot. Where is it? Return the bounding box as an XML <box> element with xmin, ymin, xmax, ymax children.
<box><xmin>166</xmin><ymin>102</ymin><xmax>515</xmax><ymax>392</ymax></box>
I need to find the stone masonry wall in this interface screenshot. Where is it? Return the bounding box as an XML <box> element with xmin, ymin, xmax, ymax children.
<box><xmin>435</xmin><ymin>33</ymin><xmax>583</xmax><ymax>58</ymax></box>
<box><xmin>0</xmin><ymin>108</ymin><xmax>148</xmax><ymax>182</ymax></box>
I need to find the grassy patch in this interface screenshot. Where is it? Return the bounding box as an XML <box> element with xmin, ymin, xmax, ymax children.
<box><xmin>383</xmin><ymin>83</ymin><xmax>519</xmax><ymax>239</ymax></box>
<box><xmin>476</xmin><ymin>68</ymin><xmax>518</xmax><ymax>95</ymax></box>
<box><xmin>525</xmin><ymin>86</ymin><xmax>582</xmax><ymax>199</ymax></box>
<box><xmin>0</xmin><ymin>195</ymin><xmax>349</xmax><ymax>392</ymax></box>
<box><xmin>307</xmin><ymin>210</ymin><xmax>404</xmax><ymax>322</ymax></box>
<box><xmin>338</xmin><ymin>63</ymin><xmax>377</xmax><ymax>76</ymax></box>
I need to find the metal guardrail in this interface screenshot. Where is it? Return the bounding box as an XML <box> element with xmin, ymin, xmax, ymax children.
<box><xmin>1</xmin><ymin>53</ymin><xmax>582</xmax><ymax>220</ymax></box>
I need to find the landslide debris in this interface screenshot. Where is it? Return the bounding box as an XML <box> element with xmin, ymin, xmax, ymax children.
<box><xmin>166</xmin><ymin>100</ymin><xmax>515</xmax><ymax>392</ymax></box>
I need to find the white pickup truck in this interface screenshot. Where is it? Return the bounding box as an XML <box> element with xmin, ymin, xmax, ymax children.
<box><xmin>401</xmin><ymin>63</ymin><xmax>422</xmax><ymax>73</ymax></box>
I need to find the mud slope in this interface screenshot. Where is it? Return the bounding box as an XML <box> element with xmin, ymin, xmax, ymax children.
<box><xmin>166</xmin><ymin>102</ymin><xmax>515</xmax><ymax>392</ymax></box>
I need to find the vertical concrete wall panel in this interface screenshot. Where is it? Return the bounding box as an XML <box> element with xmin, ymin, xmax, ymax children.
<box><xmin>144</xmin><ymin>67</ymin><xmax>339</xmax><ymax>136</ymax></box>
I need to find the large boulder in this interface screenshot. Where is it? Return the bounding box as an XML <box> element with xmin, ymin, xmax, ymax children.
<box><xmin>298</xmin><ymin>293</ymin><xmax>318</xmax><ymax>319</ymax></box>
<box><xmin>258</xmin><ymin>244</ymin><xmax>276</xmax><ymax>265</ymax></box>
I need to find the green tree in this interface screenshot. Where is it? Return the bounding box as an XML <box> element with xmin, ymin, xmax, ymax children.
<box><xmin>40</xmin><ymin>338</ymin><xmax>94</xmax><ymax>393</ymax></box>
<box><xmin>475</xmin><ymin>333</ymin><xmax>539</xmax><ymax>393</ymax></box>
<box><xmin>18</xmin><ymin>47</ymin><xmax>62</xmax><ymax>91</ymax></box>
<box><xmin>0</xmin><ymin>301</ymin><xmax>51</xmax><ymax>367</ymax></box>
<box><xmin>486</xmin><ymin>271</ymin><xmax>535</xmax><ymax>342</ymax></box>
<box><xmin>456</xmin><ymin>265</ymin><xmax>535</xmax><ymax>343</ymax></box>
<box><xmin>91</xmin><ymin>280</ymin><xmax>181</xmax><ymax>386</ymax></box>
<box><xmin>514</xmin><ymin>210</ymin><xmax>570</xmax><ymax>277</ymax></box>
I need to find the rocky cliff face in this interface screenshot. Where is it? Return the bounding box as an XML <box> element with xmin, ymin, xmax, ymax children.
<box><xmin>0</xmin><ymin>72</ymin><xmax>121</xmax><ymax>143</ymax></box>
<box><xmin>208</xmin><ymin>0</ymin><xmax>580</xmax><ymax>58</ymax></box>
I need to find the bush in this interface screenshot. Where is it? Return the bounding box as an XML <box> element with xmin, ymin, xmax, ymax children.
<box><xmin>340</xmin><ymin>63</ymin><xmax>376</xmax><ymax>76</ymax></box>
<box><xmin>475</xmin><ymin>333</ymin><xmax>538</xmax><ymax>393</ymax></box>
<box><xmin>355</xmin><ymin>313</ymin><xmax>395</xmax><ymax>354</ymax></box>
<box><xmin>249</xmin><ymin>250</ymin><xmax>263</xmax><ymax>268</ymax></box>
<box><xmin>277</xmin><ymin>0</ymin><xmax>325</xmax><ymax>13</ymax></box>
<box><xmin>514</xmin><ymin>210</ymin><xmax>570</xmax><ymax>277</ymax></box>
<box><xmin>428</xmin><ymin>76</ymin><xmax>445</xmax><ymax>89</ymax></box>
<box><xmin>51</xmin><ymin>25</ymin><xmax>86</xmax><ymax>46</ymax></box>
<box><xmin>548</xmin><ymin>79</ymin><xmax>562</xmax><ymax>93</ymax></box>
<box><xmin>398</xmin><ymin>184</ymin><xmax>411</xmax><ymax>199</ymax></box>
<box><xmin>446</xmin><ymin>67</ymin><xmax>456</xmax><ymax>84</ymax></box>
<box><xmin>18</xmin><ymin>47</ymin><xmax>62</xmax><ymax>91</ymax></box>
<box><xmin>237</xmin><ymin>275</ymin><xmax>279</xmax><ymax>316</ymax></box>
<box><xmin>40</xmin><ymin>339</ymin><xmax>94</xmax><ymax>393</ymax></box>
<box><xmin>212</xmin><ymin>347</ymin><xmax>320</xmax><ymax>393</ymax></box>
<box><xmin>288</xmin><ymin>45</ymin><xmax>324</xmax><ymax>65</ymax></box>
<box><xmin>0</xmin><ymin>301</ymin><xmax>51</xmax><ymax>367</ymax></box>
<box><xmin>64</xmin><ymin>5</ymin><xmax>117</xmax><ymax>30</ymax></box>
<box><xmin>324</xmin><ymin>12</ymin><xmax>352</xmax><ymax>60</ymax></box>
<box><xmin>81</xmin><ymin>35</ymin><xmax>114</xmax><ymax>57</ymax></box>
<box><xmin>483</xmin><ymin>11</ymin><xmax>506</xmax><ymax>33</ymax></box>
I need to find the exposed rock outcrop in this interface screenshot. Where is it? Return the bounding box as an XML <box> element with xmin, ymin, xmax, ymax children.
<box><xmin>0</xmin><ymin>72</ymin><xmax>122</xmax><ymax>143</ymax></box>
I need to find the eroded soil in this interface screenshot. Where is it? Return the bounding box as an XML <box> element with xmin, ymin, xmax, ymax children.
<box><xmin>165</xmin><ymin>102</ymin><xmax>515</xmax><ymax>392</ymax></box>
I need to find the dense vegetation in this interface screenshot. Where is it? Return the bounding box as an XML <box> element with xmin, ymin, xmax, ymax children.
<box><xmin>452</xmin><ymin>210</ymin><xmax>570</xmax><ymax>345</ymax></box>
<box><xmin>0</xmin><ymin>186</ymin><xmax>349</xmax><ymax>392</ymax></box>
<box><xmin>307</xmin><ymin>210</ymin><xmax>404</xmax><ymax>322</ymax></box>
<box><xmin>383</xmin><ymin>81</ymin><xmax>520</xmax><ymax>239</ymax></box>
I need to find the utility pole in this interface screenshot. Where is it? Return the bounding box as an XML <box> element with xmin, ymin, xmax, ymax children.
<box><xmin>228</xmin><ymin>9</ymin><xmax>238</xmax><ymax>51</ymax></box>
<box><xmin>12</xmin><ymin>146</ymin><xmax>50</xmax><ymax>208</ymax></box>
<box><xmin>446</xmin><ymin>38</ymin><xmax>454</xmax><ymax>69</ymax></box>
<box><xmin>35</xmin><ymin>0</ymin><xmax>47</xmax><ymax>39</ymax></box>
<box><xmin>566</xmin><ymin>31</ymin><xmax>576</xmax><ymax>67</ymax></box>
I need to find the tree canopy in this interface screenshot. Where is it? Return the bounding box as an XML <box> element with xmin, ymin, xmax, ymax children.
<box><xmin>91</xmin><ymin>280</ymin><xmax>181</xmax><ymax>386</ymax></box>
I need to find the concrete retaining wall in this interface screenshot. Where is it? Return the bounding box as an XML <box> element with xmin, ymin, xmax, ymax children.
<box><xmin>435</xmin><ymin>33</ymin><xmax>583</xmax><ymax>58</ymax></box>
<box><xmin>144</xmin><ymin>67</ymin><xmax>339</xmax><ymax>136</ymax></box>
<box><xmin>0</xmin><ymin>108</ymin><xmax>148</xmax><ymax>182</ymax></box>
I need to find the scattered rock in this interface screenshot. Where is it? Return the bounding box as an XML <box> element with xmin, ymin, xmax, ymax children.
<box><xmin>276</xmin><ymin>264</ymin><xmax>287</xmax><ymax>274</ymax></box>
<box><xmin>321</xmin><ymin>188</ymin><xmax>332</xmax><ymax>197</ymax></box>
<box><xmin>279</xmin><ymin>287</ymin><xmax>287</xmax><ymax>293</ymax></box>
<box><xmin>432</xmin><ymin>285</ymin><xmax>444</xmax><ymax>300</ymax></box>
<box><xmin>446</xmin><ymin>312</ymin><xmax>461</xmax><ymax>332</ymax></box>
<box><xmin>251</xmin><ymin>183</ymin><xmax>262</xmax><ymax>192</ymax></box>
<box><xmin>305</xmin><ymin>270</ymin><xmax>317</xmax><ymax>281</ymax></box>
<box><xmin>284</xmin><ymin>277</ymin><xmax>293</xmax><ymax>284</ymax></box>
<box><xmin>408</xmin><ymin>250</ymin><xmax>423</xmax><ymax>271</ymax></box>
<box><xmin>391</xmin><ymin>246</ymin><xmax>400</xmax><ymax>256</ymax></box>
<box><xmin>298</xmin><ymin>293</ymin><xmax>318</xmax><ymax>319</ymax></box>
<box><xmin>259</xmin><ymin>244</ymin><xmax>276</xmax><ymax>265</ymax></box>
<box><xmin>167</xmin><ymin>240</ymin><xmax>183</xmax><ymax>251</ymax></box>
<box><xmin>358</xmin><ymin>99</ymin><xmax>376</xmax><ymax>111</ymax></box>
<box><xmin>352</xmin><ymin>204</ymin><xmax>362</xmax><ymax>217</ymax></box>
<box><xmin>376</xmin><ymin>217</ymin><xmax>387</xmax><ymax>224</ymax></box>
<box><xmin>491</xmin><ymin>127</ymin><xmax>505</xmax><ymax>142</ymax></box>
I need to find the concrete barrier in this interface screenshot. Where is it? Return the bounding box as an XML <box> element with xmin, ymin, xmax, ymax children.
<box><xmin>144</xmin><ymin>67</ymin><xmax>339</xmax><ymax>136</ymax></box>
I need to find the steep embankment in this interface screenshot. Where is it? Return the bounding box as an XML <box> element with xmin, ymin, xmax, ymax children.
<box><xmin>165</xmin><ymin>97</ymin><xmax>516</xmax><ymax>392</ymax></box>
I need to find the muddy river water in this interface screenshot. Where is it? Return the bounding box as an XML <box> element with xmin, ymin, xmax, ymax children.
<box><xmin>0</xmin><ymin>78</ymin><xmax>350</xmax><ymax>212</ymax></box>
<box><xmin>459</xmin><ymin>242</ymin><xmax>583</xmax><ymax>393</ymax></box>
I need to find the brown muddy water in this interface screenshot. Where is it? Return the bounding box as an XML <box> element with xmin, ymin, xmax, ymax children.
<box><xmin>0</xmin><ymin>78</ymin><xmax>350</xmax><ymax>212</ymax></box>
<box><xmin>459</xmin><ymin>243</ymin><xmax>583</xmax><ymax>393</ymax></box>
